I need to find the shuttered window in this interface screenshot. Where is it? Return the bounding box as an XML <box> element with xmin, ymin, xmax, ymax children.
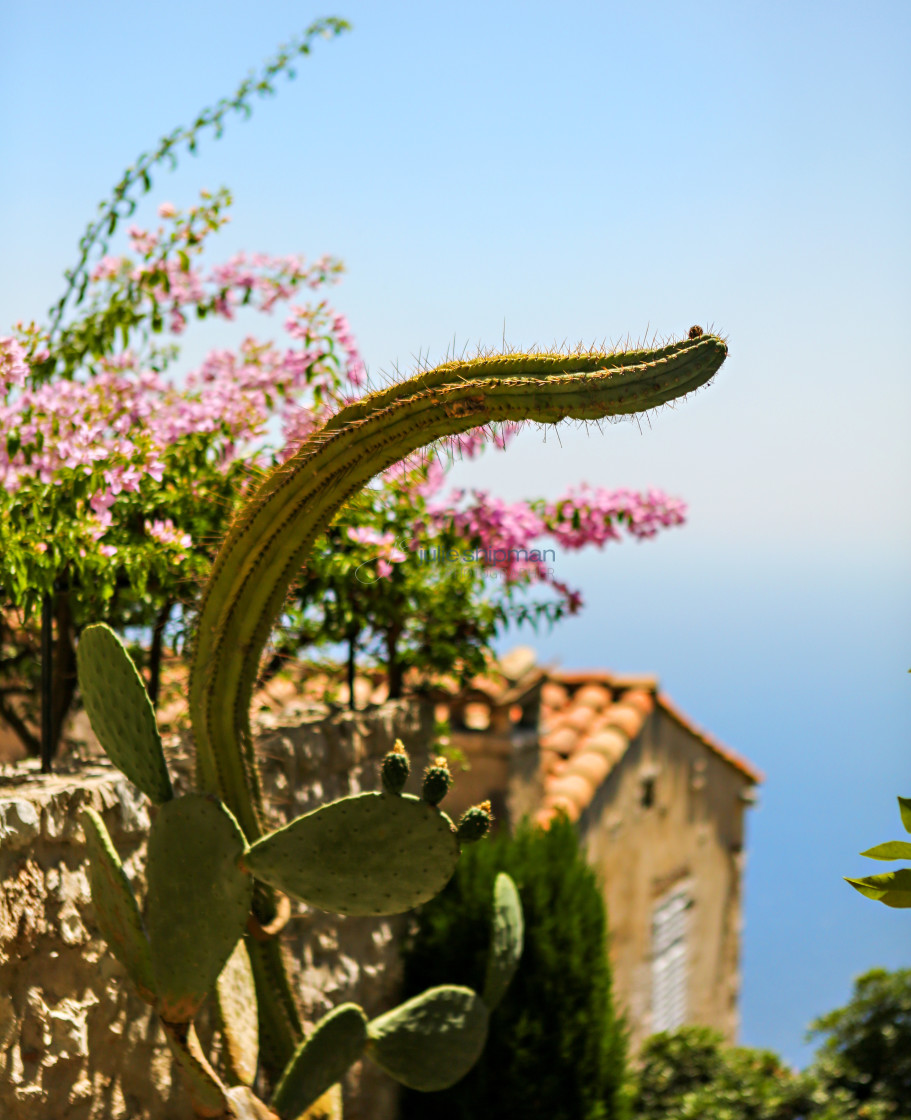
<box><xmin>652</xmin><ymin>890</ymin><xmax>689</xmax><ymax>1033</ymax></box>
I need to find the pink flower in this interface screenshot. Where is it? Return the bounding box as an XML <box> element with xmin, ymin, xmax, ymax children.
<box><xmin>0</xmin><ymin>337</ymin><xmax>29</xmax><ymax>394</ymax></box>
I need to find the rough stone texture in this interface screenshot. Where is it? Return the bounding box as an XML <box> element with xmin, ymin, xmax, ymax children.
<box><xmin>0</xmin><ymin>699</ymin><xmax>436</xmax><ymax>1120</ymax></box>
<box><xmin>0</xmin><ymin>761</ymin><xmax>186</xmax><ymax>1119</ymax></box>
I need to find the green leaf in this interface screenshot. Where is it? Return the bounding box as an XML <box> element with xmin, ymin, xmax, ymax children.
<box><xmin>898</xmin><ymin>797</ymin><xmax>911</xmax><ymax>834</ymax></box>
<box><xmin>845</xmin><ymin>869</ymin><xmax>911</xmax><ymax>907</ymax></box>
<box><xmin>859</xmin><ymin>841</ymin><xmax>911</xmax><ymax>861</ymax></box>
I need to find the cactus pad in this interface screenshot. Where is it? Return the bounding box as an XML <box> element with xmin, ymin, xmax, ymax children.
<box><xmin>162</xmin><ymin>1021</ymin><xmax>231</xmax><ymax>1117</ymax></box>
<box><xmin>421</xmin><ymin>757</ymin><xmax>452</xmax><ymax>806</ymax></box>
<box><xmin>243</xmin><ymin>792</ymin><xmax>459</xmax><ymax>916</ymax></box>
<box><xmin>482</xmin><ymin>872</ymin><xmax>524</xmax><ymax>1010</ymax></box>
<box><xmin>146</xmin><ymin>794</ymin><xmax>253</xmax><ymax>1023</ymax></box>
<box><xmin>298</xmin><ymin>1084</ymin><xmax>343</xmax><ymax>1120</ymax></box>
<box><xmin>76</xmin><ymin>623</ymin><xmax>173</xmax><ymax>805</ymax></box>
<box><xmin>225</xmin><ymin>1086</ymin><xmax>280</xmax><ymax>1120</ymax></box>
<box><xmin>381</xmin><ymin>740</ymin><xmax>410</xmax><ymax>795</ymax></box>
<box><xmin>216</xmin><ymin>939</ymin><xmax>259</xmax><ymax>1088</ymax></box>
<box><xmin>81</xmin><ymin>807</ymin><xmax>157</xmax><ymax>1005</ymax></box>
<box><xmin>271</xmin><ymin>1003</ymin><xmax>368</xmax><ymax>1118</ymax></box>
<box><xmin>365</xmin><ymin>985</ymin><xmax>489</xmax><ymax>1091</ymax></box>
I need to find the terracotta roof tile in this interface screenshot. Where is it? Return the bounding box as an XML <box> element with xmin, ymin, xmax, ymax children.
<box><xmin>539</xmin><ymin>726</ymin><xmax>578</xmax><ymax>754</ymax></box>
<box><xmin>561</xmin><ymin>705</ymin><xmax>598</xmax><ymax>734</ymax></box>
<box><xmin>540</xmin><ymin>681</ymin><xmax>570</xmax><ymax>710</ymax></box>
<box><xmin>572</xmin><ymin>683</ymin><xmax>612</xmax><ymax>712</ymax></box>
<box><xmin>583</xmin><ymin>728</ymin><xmax>628</xmax><ymax>764</ymax></box>
<box><xmin>602</xmin><ymin>702</ymin><xmax>647</xmax><ymax>740</ymax></box>
<box><xmin>563</xmin><ymin>750</ymin><xmax>613</xmax><ymax>788</ymax></box>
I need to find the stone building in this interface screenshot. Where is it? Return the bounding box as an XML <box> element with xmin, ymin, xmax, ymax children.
<box><xmin>437</xmin><ymin>647</ymin><xmax>763</xmax><ymax>1056</ymax></box>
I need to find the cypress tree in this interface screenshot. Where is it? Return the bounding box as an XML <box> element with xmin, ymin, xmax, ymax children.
<box><xmin>398</xmin><ymin>815</ymin><xmax>630</xmax><ymax>1120</ymax></box>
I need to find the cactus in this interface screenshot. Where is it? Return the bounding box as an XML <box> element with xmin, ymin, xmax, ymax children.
<box><xmin>482</xmin><ymin>871</ymin><xmax>524</xmax><ymax>1011</ymax></box>
<box><xmin>271</xmin><ymin>1004</ymin><xmax>368</xmax><ymax>1118</ymax></box>
<box><xmin>216</xmin><ymin>941</ymin><xmax>260</xmax><ymax>1088</ymax></box>
<box><xmin>380</xmin><ymin>739</ymin><xmax>410</xmax><ymax>795</ymax></box>
<box><xmin>76</xmin><ymin>334</ymin><xmax>725</xmax><ymax>1116</ymax></box>
<box><xmin>81</xmin><ymin>807</ymin><xmax>157</xmax><ymax>1005</ymax></box>
<box><xmin>146</xmin><ymin>794</ymin><xmax>253</xmax><ymax>1024</ymax></box>
<box><xmin>421</xmin><ymin>757</ymin><xmax>453</xmax><ymax>806</ymax></box>
<box><xmin>76</xmin><ymin>624</ymin><xmax>173</xmax><ymax>804</ymax></box>
<box><xmin>365</xmin><ymin>985</ymin><xmax>490</xmax><ymax>1092</ymax></box>
<box><xmin>242</xmin><ymin>791</ymin><xmax>460</xmax><ymax>916</ymax></box>
<box><xmin>457</xmin><ymin>801</ymin><xmax>494</xmax><ymax>844</ymax></box>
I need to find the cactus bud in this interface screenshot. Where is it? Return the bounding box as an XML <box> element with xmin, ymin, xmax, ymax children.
<box><xmin>381</xmin><ymin>740</ymin><xmax>410</xmax><ymax>795</ymax></box>
<box><xmin>421</xmin><ymin>757</ymin><xmax>452</xmax><ymax>806</ymax></box>
<box><xmin>457</xmin><ymin>801</ymin><xmax>493</xmax><ymax>844</ymax></box>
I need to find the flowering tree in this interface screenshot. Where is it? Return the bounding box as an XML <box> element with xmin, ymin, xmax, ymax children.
<box><xmin>279</xmin><ymin>467</ymin><xmax>687</xmax><ymax>701</ymax></box>
<box><xmin>0</xmin><ymin>191</ymin><xmax>361</xmax><ymax>753</ymax></box>
<box><xmin>0</xmin><ymin>21</ymin><xmax>689</xmax><ymax>759</ymax></box>
<box><xmin>0</xmin><ymin>191</ymin><xmax>688</xmax><ymax>753</ymax></box>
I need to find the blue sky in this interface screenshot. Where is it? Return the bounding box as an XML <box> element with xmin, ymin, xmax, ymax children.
<box><xmin>3</xmin><ymin>0</ymin><xmax>910</xmax><ymax>1068</ymax></box>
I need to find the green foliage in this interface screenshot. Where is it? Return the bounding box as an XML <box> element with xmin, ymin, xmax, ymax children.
<box><xmin>807</xmin><ymin>967</ymin><xmax>911</xmax><ymax>1116</ymax></box>
<box><xmin>846</xmin><ymin>797</ymin><xmax>911</xmax><ymax>907</ymax></box>
<box><xmin>630</xmin><ymin>971</ymin><xmax>911</xmax><ymax>1120</ymax></box>
<box><xmin>398</xmin><ymin>816</ymin><xmax>629</xmax><ymax>1120</ymax></box>
<box><xmin>632</xmin><ymin>1026</ymin><xmax>821</xmax><ymax>1120</ymax></box>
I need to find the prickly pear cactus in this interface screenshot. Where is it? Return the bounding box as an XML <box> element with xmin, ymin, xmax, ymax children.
<box><xmin>146</xmin><ymin>794</ymin><xmax>253</xmax><ymax>1024</ymax></box>
<box><xmin>81</xmin><ymin>807</ymin><xmax>157</xmax><ymax>1005</ymax></box>
<box><xmin>77</xmin><ymin>623</ymin><xmax>173</xmax><ymax>804</ymax></box>
<box><xmin>75</xmin><ymin>335</ymin><xmax>725</xmax><ymax>1116</ymax></box>
<box><xmin>483</xmin><ymin>871</ymin><xmax>524</xmax><ymax>1011</ymax></box>
<box><xmin>271</xmin><ymin>1004</ymin><xmax>368</xmax><ymax>1118</ymax></box>
<box><xmin>242</xmin><ymin>791</ymin><xmax>460</xmax><ymax>916</ymax></box>
<box><xmin>365</xmin><ymin>985</ymin><xmax>489</xmax><ymax>1092</ymax></box>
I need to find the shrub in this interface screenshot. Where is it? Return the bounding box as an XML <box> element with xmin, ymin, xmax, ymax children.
<box><xmin>807</xmin><ymin>967</ymin><xmax>911</xmax><ymax>1117</ymax></box>
<box><xmin>399</xmin><ymin>815</ymin><xmax>630</xmax><ymax>1120</ymax></box>
<box><xmin>633</xmin><ymin>1025</ymin><xmax>820</xmax><ymax>1120</ymax></box>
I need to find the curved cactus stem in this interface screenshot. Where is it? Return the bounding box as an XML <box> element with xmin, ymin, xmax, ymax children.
<box><xmin>245</xmin><ymin>930</ymin><xmax>303</xmax><ymax>1079</ymax></box>
<box><xmin>271</xmin><ymin>1003</ymin><xmax>367</xmax><ymax>1119</ymax></box>
<box><xmin>185</xmin><ymin>333</ymin><xmax>726</xmax><ymax>1076</ymax></box>
<box><xmin>189</xmin><ymin>335</ymin><xmax>727</xmax><ymax>843</ymax></box>
<box><xmin>365</xmin><ymin>984</ymin><xmax>489</xmax><ymax>1091</ymax></box>
<box><xmin>216</xmin><ymin>939</ymin><xmax>259</xmax><ymax>1088</ymax></box>
<box><xmin>76</xmin><ymin>623</ymin><xmax>173</xmax><ymax>804</ymax></box>
<box><xmin>81</xmin><ymin>807</ymin><xmax>157</xmax><ymax>1005</ymax></box>
<box><xmin>482</xmin><ymin>872</ymin><xmax>524</xmax><ymax>1011</ymax></box>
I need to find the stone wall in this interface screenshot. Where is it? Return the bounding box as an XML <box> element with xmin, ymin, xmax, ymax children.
<box><xmin>0</xmin><ymin>698</ymin><xmax>435</xmax><ymax>1119</ymax></box>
